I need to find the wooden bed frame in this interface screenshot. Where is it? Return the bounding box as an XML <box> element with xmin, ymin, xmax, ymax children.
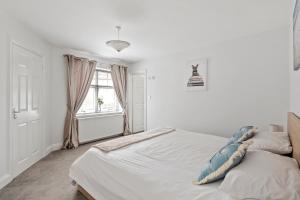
<box><xmin>77</xmin><ymin>112</ymin><xmax>300</xmax><ymax>200</ymax></box>
<box><xmin>77</xmin><ymin>185</ymin><xmax>95</xmax><ymax>200</ymax></box>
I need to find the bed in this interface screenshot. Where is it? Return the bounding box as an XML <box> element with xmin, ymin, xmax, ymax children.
<box><xmin>70</xmin><ymin>113</ymin><xmax>300</xmax><ymax>200</ymax></box>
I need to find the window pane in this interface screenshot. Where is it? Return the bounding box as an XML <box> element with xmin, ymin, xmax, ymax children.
<box><xmin>98</xmin><ymin>71</ymin><xmax>107</xmax><ymax>86</ymax></box>
<box><xmin>98</xmin><ymin>88</ymin><xmax>122</xmax><ymax>113</ymax></box>
<box><xmin>77</xmin><ymin>70</ymin><xmax>122</xmax><ymax>115</ymax></box>
<box><xmin>98</xmin><ymin>71</ymin><xmax>107</xmax><ymax>79</ymax></box>
<box><xmin>107</xmin><ymin>80</ymin><xmax>113</xmax><ymax>87</ymax></box>
<box><xmin>98</xmin><ymin>71</ymin><xmax>112</xmax><ymax>87</ymax></box>
<box><xmin>99</xmin><ymin>79</ymin><xmax>108</xmax><ymax>86</ymax></box>
<box><xmin>91</xmin><ymin>72</ymin><xmax>97</xmax><ymax>85</ymax></box>
<box><xmin>78</xmin><ymin>88</ymin><xmax>95</xmax><ymax>113</ymax></box>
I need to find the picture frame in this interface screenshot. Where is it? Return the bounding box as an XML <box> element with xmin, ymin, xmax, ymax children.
<box><xmin>184</xmin><ymin>58</ymin><xmax>207</xmax><ymax>91</ymax></box>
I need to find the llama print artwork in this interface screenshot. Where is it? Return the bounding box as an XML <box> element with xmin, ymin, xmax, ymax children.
<box><xmin>187</xmin><ymin>64</ymin><xmax>204</xmax><ymax>87</ymax></box>
<box><xmin>184</xmin><ymin>58</ymin><xmax>207</xmax><ymax>91</ymax></box>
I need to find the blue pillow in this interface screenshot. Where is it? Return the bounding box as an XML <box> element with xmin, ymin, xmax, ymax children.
<box><xmin>227</xmin><ymin>126</ymin><xmax>256</xmax><ymax>144</ymax></box>
<box><xmin>193</xmin><ymin>142</ymin><xmax>250</xmax><ymax>185</ymax></box>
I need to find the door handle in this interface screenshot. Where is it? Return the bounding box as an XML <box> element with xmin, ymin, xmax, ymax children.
<box><xmin>12</xmin><ymin>108</ymin><xmax>20</xmax><ymax>119</ymax></box>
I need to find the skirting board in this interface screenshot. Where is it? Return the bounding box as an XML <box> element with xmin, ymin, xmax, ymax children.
<box><xmin>0</xmin><ymin>174</ymin><xmax>12</xmax><ymax>190</ymax></box>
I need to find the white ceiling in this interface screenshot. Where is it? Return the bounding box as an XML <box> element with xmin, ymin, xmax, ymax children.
<box><xmin>0</xmin><ymin>0</ymin><xmax>289</xmax><ymax>63</ymax></box>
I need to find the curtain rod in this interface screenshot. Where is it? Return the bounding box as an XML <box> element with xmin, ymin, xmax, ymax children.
<box><xmin>64</xmin><ymin>54</ymin><xmax>127</xmax><ymax>67</ymax></box>
<box><xmin>63</xmin><ymin>54</ymin><xmax>97</xmax><ymax>63</ymax></box>
<box><xmin>98</xmin><ymin>63</ymin><xmax>128</xmax><ymax>68</ymax></box>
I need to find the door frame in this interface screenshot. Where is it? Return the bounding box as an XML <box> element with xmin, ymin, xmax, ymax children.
<box><xmin>128</xmin><ymin>70</ymin><xmax>147</xmax><ymax>133</ymax></box>
<box><xmin>8</xmin><ymin>40</ymin><xmax>46</xmax><ymax>178</ymax></box>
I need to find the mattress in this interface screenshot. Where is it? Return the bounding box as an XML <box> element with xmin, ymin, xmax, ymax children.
<box><xmin>70</xmin><ymin>129</ymin><xmax>235</xmax><ymax>200</ymax></box>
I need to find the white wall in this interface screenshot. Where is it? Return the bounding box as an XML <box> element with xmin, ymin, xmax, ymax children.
<box><xmin>289</xmin><ymin>0</ymin><xmax>300</xmax><ymax>116</ymax></box>
<box><xmin>0</xmin><ymin>12</ymin><xmax>52</xmax><ymax>188</ymax></box>
<box><xmin>49</xmin><ymin>47</ymin><xmax>67</xmax><ymax>146</ymax></box>
<box><xmin>130</xmin><ymin>28</ymin><xmax>290</xmax><ymax>138</ymax></box>
<box><xmin>290</xmin><ymin>68</ymin><xmax>300</xmax><ymax>115</ymax></box>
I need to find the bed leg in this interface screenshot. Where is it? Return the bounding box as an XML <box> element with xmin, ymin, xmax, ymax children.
<box><xmin>71</xmin><ymin>180</ymin><xmax>77</xmax><ymax>186</ymax></box>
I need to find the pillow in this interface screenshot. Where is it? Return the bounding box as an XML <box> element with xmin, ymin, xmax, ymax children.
<box><xmin>269</xmin><ymin>124</ymin><xmax>284</xmax><ymax>132</ymax></box>
<box><xmin>248</xmin><ymin>131</ymin><xmax>292</xmax><ymax>154</ymax></box>
<box><xmin>193</xmin><ymin>141</ymin><xmax>251</xmax><ymax>185</ymax></box>
<box><xmin>227</xmin><ymin>126</ymin><xmax>257</xmax><ymax>144</ymax></box>
<box><xmin>219</xmin><ymin>151</ymin><xmax>300</xmax><ymax>200</ymax></box>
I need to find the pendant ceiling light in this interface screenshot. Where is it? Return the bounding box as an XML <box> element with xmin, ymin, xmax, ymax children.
<box><xmin>106</xmin><ymin>26</ymin><xmax>130</xmax><ymax>52</ymax></box>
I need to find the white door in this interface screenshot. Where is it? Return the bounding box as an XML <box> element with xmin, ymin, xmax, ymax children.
<box><xmin>132</xmin><ymin>74</ymin><xmax>145</xmax><ymax>133</ymax></box>
<box><xmin>11</xmin><ymin>44</ymin><xmax>43</xmax><ymax>177</ymax></box>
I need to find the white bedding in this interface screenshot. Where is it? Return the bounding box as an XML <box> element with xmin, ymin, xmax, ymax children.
<box><xmin>70</xmin><ymin>129</ymin><xmax>235</xmax><ymax>200</ymax></box>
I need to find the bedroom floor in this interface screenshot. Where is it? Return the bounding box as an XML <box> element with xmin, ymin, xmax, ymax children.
<box><xmin>0</xmin><ymin>142</ymin><xmax>98</xmax><ymax>200</ymax></box>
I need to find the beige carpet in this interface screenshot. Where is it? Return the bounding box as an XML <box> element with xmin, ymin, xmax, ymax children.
<box><xmin>0</xmin><ymin>142</ymin><xmax>98</xmax><ymax>200</ymax></box>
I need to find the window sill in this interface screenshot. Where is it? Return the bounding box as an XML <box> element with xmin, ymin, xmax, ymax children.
<box><xmin>76</xmin><ymin>112</ymin><xmax>123</xmax><ymax>120</ymax></box>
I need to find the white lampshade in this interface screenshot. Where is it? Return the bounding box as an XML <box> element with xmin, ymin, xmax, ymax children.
<box><xmin>106</xmin><ymin>40</ymin><xmax>130</xmax><ymax>52</ymax></box>
<box><xmin>106</xmin><ymin>26</ymin><xmax>130</xmax><ymax>52</ymax></box>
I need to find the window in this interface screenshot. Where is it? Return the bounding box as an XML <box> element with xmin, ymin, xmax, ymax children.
<box><xmin>78</xmin><ymin>69</ymin><xmax>122</xmax><ymax>114</ymax></box>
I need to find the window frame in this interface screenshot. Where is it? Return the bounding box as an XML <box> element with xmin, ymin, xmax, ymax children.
<box><xmin>77</xmin><ymin>68</ymin><xmax>122</xmax><ymax>116</ymax></box>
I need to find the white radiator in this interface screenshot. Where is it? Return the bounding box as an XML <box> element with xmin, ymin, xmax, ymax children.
<box><xmin>77</xmin><ymin>113</ymin><xmax>123</xmax><ymax>143</ymax></box>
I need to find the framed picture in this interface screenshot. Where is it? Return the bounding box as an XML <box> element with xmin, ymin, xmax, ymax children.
<box><xmin>294</xmin><ymin>0</ymin><xmax>300</xmax><ymax>71</ymax></box>
<box><xmin>184</xmin><ymin>58</ymin><xmax>207</xmax><ymax>91</ymax></box>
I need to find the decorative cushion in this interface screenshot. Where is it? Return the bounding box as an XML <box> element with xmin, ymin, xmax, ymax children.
<box><xmin>268</xmin><ymin>124</ymin><xmax>284</xmax><ymax>132</ymax></box>
<box><xmin>193</xmin><ymin>141</ymin><xmax>251</xmax><ymax>185</ymax></box>
<box><xmin>227</xmin><ymin>126</ymin><xmax>257</xmax><ymax>144</ymax></box>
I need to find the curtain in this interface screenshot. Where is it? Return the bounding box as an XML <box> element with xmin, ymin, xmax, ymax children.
<box><xmin>111</xmin><ymin>64</ymin><xmax>130</xmax><ymax>135</ymax></box>
<box><xmin>63</xmin><ymin>55</ymin><xmax>97</xmax><ymax>149</ymax></box>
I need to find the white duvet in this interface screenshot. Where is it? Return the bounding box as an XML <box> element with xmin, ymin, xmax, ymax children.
<box><xmin>70</xmin><ymin>129</ymin><xmax>235</xmax><ymax>200</ymax></box>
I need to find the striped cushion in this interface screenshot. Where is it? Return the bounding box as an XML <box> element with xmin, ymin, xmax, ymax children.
<box><xmin>193</xmin><ymin>141</ymin><xmax>251</xmax><ymax>185</ymax></box>
<box><xmin>227</xmin><ymin>126</ymin><xmax>257</xmax><ymax>144</ymax></box>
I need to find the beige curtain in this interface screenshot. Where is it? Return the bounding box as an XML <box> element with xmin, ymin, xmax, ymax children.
<box><xmin>63</xmin><ymin>55</ymin><xmax>97</xmax><ymax>149</ymax></box>
<box><xmin>111</xmin><ymin>64</ymin><xmax>130</xmax><ymax>135</ymax></box>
